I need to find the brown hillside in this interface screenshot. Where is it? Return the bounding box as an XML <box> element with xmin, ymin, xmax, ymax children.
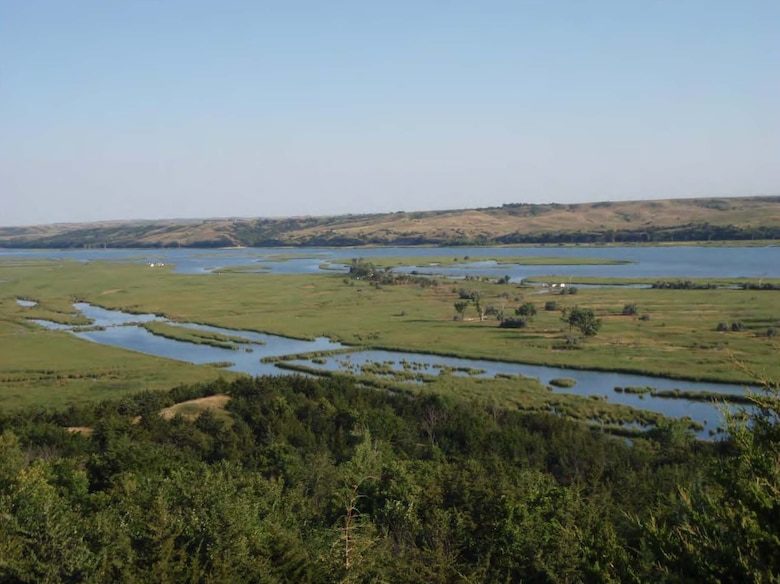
<box><xmin>1</xmin><ymin>196</ymin><xmax>778</xmax><ymax>247</ymax></box>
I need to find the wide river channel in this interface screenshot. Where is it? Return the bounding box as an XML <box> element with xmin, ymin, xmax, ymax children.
<box><xmin>10</xmin><ymin>245</ymin><xmax>776</xmax><ymax>437</ymax></box>
<box><xmin>3</xmin><ymin>244</ymin><xmax>780</xmax><ymax>279</ymax></box>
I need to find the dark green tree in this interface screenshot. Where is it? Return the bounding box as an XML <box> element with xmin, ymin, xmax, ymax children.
<box><xmin>515</xmin><ymin>302</ymin><xmax>537</xmax><ymax>321</ymax></box>
<box><xmin>453</xmin><ymin>301</ymin><xmax>469</xmax><ymax>321</ymax></box>
<box><xmin>561</xmin><ymin>306</ymin><xmax>602</xmax><ymax>337</ymax></box>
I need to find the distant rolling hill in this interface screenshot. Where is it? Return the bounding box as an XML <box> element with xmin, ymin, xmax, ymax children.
<box><xmin>2</xmin><ymin>196</ymin><xmax>779</xmax><ymax>248</ymax></box>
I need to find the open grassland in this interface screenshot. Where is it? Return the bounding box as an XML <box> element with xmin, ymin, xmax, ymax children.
<box><xmin>2</xmin><ymin>259</ymin><xmax>778</xmax><ymax>394</ymax></box>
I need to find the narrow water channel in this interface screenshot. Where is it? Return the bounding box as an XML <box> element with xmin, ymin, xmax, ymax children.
<box><xmin>32</xmin><ymin>302</ymin><xmax>754</xmax><ymax>438</ymax></box>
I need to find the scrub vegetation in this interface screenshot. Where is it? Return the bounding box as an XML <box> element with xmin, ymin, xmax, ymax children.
<box><xmin>1</xmin><ymin>372</ymin><xmax>778</xmax><ymax>582</ymax></box>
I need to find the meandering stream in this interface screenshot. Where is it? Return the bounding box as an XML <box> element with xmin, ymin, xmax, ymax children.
<box><xmin>30</xmin><ymin>302</ymin><xmax>753</xmax><ymax>438</ymax></box>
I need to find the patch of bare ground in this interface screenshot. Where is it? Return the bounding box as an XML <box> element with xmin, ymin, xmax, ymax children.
<box><xmin>65</xmin><ymin>426</ymin><xmax>93</xmax><ymax>437</ymax></box>
<box><xmin>159</xmin><ymin>394</ymin><xmax>231</xmax><ymax>420</ymax></box>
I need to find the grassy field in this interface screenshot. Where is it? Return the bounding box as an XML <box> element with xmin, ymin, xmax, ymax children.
<box><xmin>0</xmin><ymin>261</ymin><xmax>244</xmax><ymax>409</ymax></box>
<box><xmin>0</xmin><ymin>325</ymin><xmax>239</xmax><ymax>410</ymax></box>
<box><xmin>2</xmin><ymin>258</ymin><xmax>778</xmax><ymax>398</ymax></box>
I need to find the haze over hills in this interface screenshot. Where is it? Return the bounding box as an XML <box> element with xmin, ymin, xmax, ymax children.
<box><xmin>1</xmin><ymin>196</ymin><xmax>779</xmax><ymax>249</ymax></box>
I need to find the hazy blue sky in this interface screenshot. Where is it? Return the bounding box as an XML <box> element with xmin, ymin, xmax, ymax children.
<box><xmin>2</xmin><ymin>0</ymin><xmax>778</xmax><ymax>225</ymax></box>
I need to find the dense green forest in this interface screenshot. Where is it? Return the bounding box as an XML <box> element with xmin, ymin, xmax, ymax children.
<box><xmin>1</xmin><ymin>374</ymin><xmax>778</xmax><ymax>582</ymax></box>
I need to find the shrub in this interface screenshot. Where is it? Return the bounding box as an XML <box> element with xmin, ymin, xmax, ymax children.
<box><xmin>499</xmin><ymin>317</ymin><xmax>528</xmax><ymax>329</ymax></box>
<box><xmin>515</xmin><ymin>302</ymin><xmax>537</xmax><ymax>320</ymax></box>
<box><xmin>484</xmin><ymin>305</ymin><xmax>502</xmax><ymax>319</ymax></box>
<box><xmin>544</xmin><ymin>301</ymin><xmax>559</xmax><ymax>311</ymax></box>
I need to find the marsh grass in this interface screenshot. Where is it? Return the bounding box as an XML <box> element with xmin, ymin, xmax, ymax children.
<box><xmin>142</xmin><ymin>321</ymin><xmax>256</xmax><ymax>349</ymax></box>
<box><xmin>0</xmin><ymin>329</ymin><xmax>239</xmax><ymax>409</ymax></box>
<box><xmin>549</xmin><ymin>377</ymin><xmax>577</xmax><ymax>388</ymax></box>
<box><xmin>614</xmin><ymin>385</ymin><xmax>754</xmax><ymax>405</ymax></box>
<box><xmin>2</xmin><ymin>259</ymin><xmax>778</xmax><ymax>413</ymax></box>
<box><xmin>209</xmin><ymin>264</ymin><xmax>272</xmax><ymax>274</ymax></box>
<box><xmin>329</xmin><ymin>255</ymin><xmax>632</xmax><ymax>270</ymax></box>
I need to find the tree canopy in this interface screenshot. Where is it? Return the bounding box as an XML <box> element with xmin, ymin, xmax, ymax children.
<box><xmin>0</xmin><ymin>372</ymin><xmax>778</xmax><ymax>582</ymax></box>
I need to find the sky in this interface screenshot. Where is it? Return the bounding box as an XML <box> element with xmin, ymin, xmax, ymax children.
<box><xmin>1</xmin><ymin>0</ymin><xmax>778</xmax><ymax>226</ymax></box>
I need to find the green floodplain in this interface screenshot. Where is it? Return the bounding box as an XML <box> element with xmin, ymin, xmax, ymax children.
<box><xmin>2</xmin><ymin>254</ymin><xmax>780</xmax><ymax>581</ymax></box>
<box><xmin>2</xmin><ymin>257</ymin><xmax>778</xmax><ymax>405</ymax></box>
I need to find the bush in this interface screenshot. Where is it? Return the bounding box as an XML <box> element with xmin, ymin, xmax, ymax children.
<box><xmin>622</xmin><ymin>303</ymin><xmax>638</xmax><ymax>316</ymax></box>
<box><xmin>716</xmin><ymin>322</ymin><xmax>729</xmax><ymax>332</ymax></box>
<box><xmin>515</xmin><ymin>302</ymin><xmax>537</xmax><ymax>320</ymax></box>
<box><xmin>731</xmin><ymin>322</ymin><xmax>744</xmax><ymax>332</ymax></box>
<box><xmin>499</xmin><ymin>317</ymin><xmax>528</xmax><ymax>328</ymax></box>
<box><xmin>484</xmin><ymin>305</ymin><xmax>502</xmax><ymax>319</ymax></box>
<box><xmin>458</xmin><ymin>288</ymin><xmax>473</xmax><ymax>299</ymax></box>
<box><xmin>544</xmin><ymin>301</ymin><xmax>559</xmax><ymax>311</ymax></box>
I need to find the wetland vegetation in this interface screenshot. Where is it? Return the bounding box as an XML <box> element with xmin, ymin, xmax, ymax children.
<box><xmin>141</xmin><ymin>321</ymin><xmax>258</xmax><ymax>350</ymax></box>
<box><xmin>2</xmin><ymin>245</ymin><xmax>780</xmax><ymax>581</ymax></box>
<box><xmin>2</xmin><ymin>256</ymin><xmax>779</xmax><ymax>406</ymax></box>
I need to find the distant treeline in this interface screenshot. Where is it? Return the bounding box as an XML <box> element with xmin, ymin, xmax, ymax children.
<box><xmin>1</xmin><ymin>373</ymin><xmax>779</xmax><ymax>582</ymax></box>
<box><xmin>493</xmin><ymin>223</ymin><xmax>780</xmax><ymax>245</ymax></box>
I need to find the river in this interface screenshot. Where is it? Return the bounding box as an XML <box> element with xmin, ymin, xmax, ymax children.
<box><xmin>8</xmin><ymin>245</ymin><xmax>771</xmax><ymax>437</ymax></box>
<box><xmin>1</xmin><ymin>244</ymin><xmax>779</xmax><ymax>279</ymax></box>
<box><xmin>30</xmin><ymin>301</ymin><xmax>754</xmax><ymax>438</ymax></box>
